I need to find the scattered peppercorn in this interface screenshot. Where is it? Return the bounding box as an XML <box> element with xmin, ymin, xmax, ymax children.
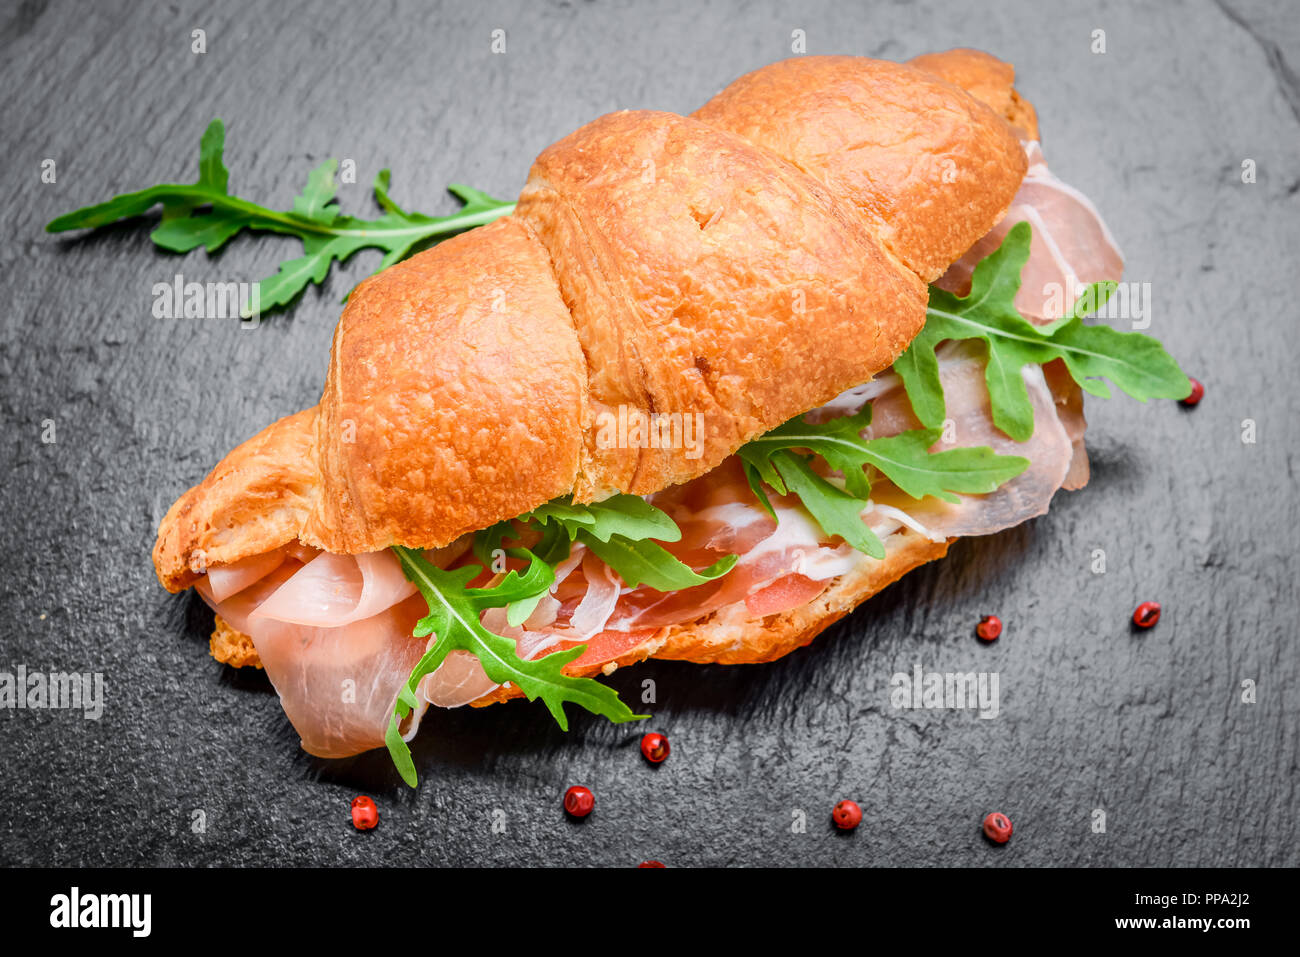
<box><xmin>832</xmin><ymin>799</ymin><xmax>863</xmax><ymax>830</ymax></box>
<box><xmin>1133</xmin><ymin>601</ymin><xmax>1161</xmax><ymax>628</ymax></box>
<box><xmin>564</xmin><ymin>785</ymin><xmax>595</xmax><ymax>818</ymax></box>
<box><xmin>640</xmin><ymin>732</ymin><xmax>670</xmax><ymax>764</ymax></box>
<box><xmin>1180</xmin><ymin>378</ymin><xmax>1204</xmax><ymax>407</ymax></box>
<box><xmin>350</xmin><ymin>795</ymin><xmax>378</xmax><ymax>831</ymax></box>
<box><xmin>976</xmin><ymin>615</ymin><xmax>1003</xmax><ymax>642</ymax></box>
<box><xmin>983</xmin><ymin>811</ymin><xmax>1013</xmax><ymax>844</ymax></box>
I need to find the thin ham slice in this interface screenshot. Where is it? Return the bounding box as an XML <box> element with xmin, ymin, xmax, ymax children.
<box><xmin>418</xmin><ymin>648</ymin><xmax>501</xmax><ymax>709</ymax></box>
<box><xmin>195</xmin><ymin>560</ymin><xmax>302</xmax><ymax>636</ymax></box>
<box><xmin>567</xmin><ymin>628</ymin><xmax>662</xmax><ymax>670</ymax></box>
<box><xmin>568</xmin><ymin>552</ymin><xmax>622</xmax><ymax>639</ymax></box>
<box><xmin>197</xmin><ymin>550</ymin><xmax>438</xmax><ymax>756</ymax></box>
<box><xmin>936</xmin><ymin>146</ymin><xmax>1124</xmax><ymax>322</ymax></box>
<box><xmin>863</xmin><ymin>341</ymin><xmax>1073</xmax><ymax>538</ymax></box>
<box><xmin>1044</xmin><ymin>358</ymin><xmax>1090</xmax><ymax>490</ymax></box>
<box><xmin>194</xmin><ymin>549</ymin><xmax>431</xmax><ymax>758</ymax></box>
<box><xmin>251</xmin><ymin>550</ymin><xmax>416</xmax><ymax>628</ymax></box>
<box><xmin>205</xmin><ymin>548</ymin><xmax>287</xmax><ymax>603</ymax></box>
<box><xmin>248</xmin><ymin>594</ymin><xmax>431</xmax><ymax>758</ymax></box>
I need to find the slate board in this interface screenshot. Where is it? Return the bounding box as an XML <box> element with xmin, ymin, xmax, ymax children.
<box><xmin>1</xmin><ymin>0</ymin><xmax>1297</xmax><ymax>867</ymax></box>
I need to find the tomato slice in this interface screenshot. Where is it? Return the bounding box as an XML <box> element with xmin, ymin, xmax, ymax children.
<box><xmin>566</xmin><ymin>628</ymin><xmax>663</xmax><ymax>670</ymax></box>
<box><xmin>743</xmin><ymin>574</ymin><xmax>828</xmax><ymax>618</ymax></box>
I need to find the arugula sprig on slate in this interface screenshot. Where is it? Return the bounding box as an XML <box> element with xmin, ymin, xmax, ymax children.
<box><xmin>893</xmin><ymin>221</ymin><xmax>1191</xmax><ymax>441</ymax></box>
<box><xmin>387</xmin><ymin>545</ymin><xmax>646</xmax><ymax>788</ymax></box>
<box><xmin>738</xmin><ymin>407</ymin><xmax>1030</xmax><ymax>556</ymax></box>
<box><xmin>46</xmin><ymin>119</ymin><xmax>514</xmax><ymax>313</ymax></box>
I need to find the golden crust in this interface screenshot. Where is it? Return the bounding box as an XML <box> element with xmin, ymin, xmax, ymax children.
<box><xmin>302</xmin><ymin>217</ymin><xmax>587</xmax><ymax>554</ymax></box>
<box><xmin>516</xmin><ymin>109</ymin><xmax>926</xmax><ymax>499</ymax></box>
<box><xmin>154</xmin><ymin>52</ymin><xmax>1032</xmax><ymax>597</ymax></box>
<box><xmin>908</xmin><ymin>48</ymin><xmax>1040</xmax><ymax>141</ymax></box>
<box><xmin>152</xmin><ymin>408</ymin><xmax>317</xmax><ymax>592</ymax></box>
<box><xmin>210</xmin><ymin>616</ymin><xmax>262</xmax><ymax>669</ymax></box>
<box><xmin>693</xmin><ymin>55</ymin><xmax>1027</xmax><ymax>282</ymax></box>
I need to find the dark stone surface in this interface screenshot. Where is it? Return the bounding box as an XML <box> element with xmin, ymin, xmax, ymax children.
<box><xmin>1</xmin><ymin>0</ymin><xmax>1296</xmax><ymax>867</ymax></box>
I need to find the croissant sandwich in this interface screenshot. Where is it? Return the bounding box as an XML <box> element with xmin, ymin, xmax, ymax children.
<box><xmin>149</xmin><ymin>49</ymin><xmax>1190</xmax><ymax>784</ymax></box>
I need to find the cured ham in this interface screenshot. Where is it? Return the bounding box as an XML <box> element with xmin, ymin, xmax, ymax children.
<box><xmin>205</xmin><ymin>549</ymin><xmax>287</xmax><ymax>603</ymax></box>
<box><xmin>250</xmin><ymin>551</ymin><xmax>417</xmax><ymax>628</ymax></box>
<box><xmin>196</xmin><ymin>549</ymin><xmax>430</xmax><ymax>757</ymax></box>
<box><xmin>745</xmin><ymin>574</ymin><xmax>829</xmax><ymax>618</ymax></box>
<box><xmin>936</xmin><ymin>143</ymin><xmax>1124</xmax><ymax>322</ymax></box>
<box><xmin>930</xmin><ymin>141</ymin><xmax>1121</xmax><ymax>487</ymax></box>
<box><xmin>1045</xmin><ymin>358</ymin><xmax>1090</xmax><ymax>490</ymax></box>
<box><xmin>249</xmin><ymin>595</ymin><xmax>430</xmax><ymax>758</ymax></box>
<box><xmin>862</xmin><ymin>341</ymin><xmax>1074</xmax><ymax>538</ymax></box>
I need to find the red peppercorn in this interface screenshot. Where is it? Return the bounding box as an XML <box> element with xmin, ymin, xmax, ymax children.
<box><xmin>976</xmin><ymin>615</ymin><xmax>1003</xmax><ymax>642</ymax></box>
<box><xmin>350</xmin><ymin>795</ymin><xmax>378</xmax><ymax>831</ymax></box>
<box><xmin>564</xmin><ymin>785</ymin><xmax>595</xmax><ymax>818</ymax></box>
<box><xmin>1180</xmin><ymin>378</ymin><xmax>1204</xmax><ymax>407</ymax></box>
<box><xmin>637</xmin><ymin>860</ymin><xmax>666</xmax><ymax>868</ymax></box>
<box><xmin>832</xmin><ymin>799</ymin><xmax>862</xmax><ymax>830</ymax></box>
<box><xmin>1133</xmin><ymin>601</ymin><xmax>1161</xmax><ymax>629</ymax></box>
<box><xmin>983</xmin><ymin>811</ymin><xmax>1013</xmax><ymax>844</ymax></box>
<box><xmin>640</xmin><ymin>732</ymin><xmax>670</xmax><ymax>764</ymax></box>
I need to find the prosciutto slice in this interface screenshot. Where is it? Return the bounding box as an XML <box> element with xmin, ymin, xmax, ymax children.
<box><xmin>251</xmin><ymin>551</ymin><xmax>416</xmax><ymax>628</ymax></box>
<box><xmin>863</xmin><ymin>342</ymin><xmax>1074</xmax><ymax>537</ymax></box>
<box><xmin>196</xmin><ymin>549</ymin><xmax>429</xmax><ymax>757</ymax></box>
<box><xmin>249</xmin><ymin>596</ymin><xmax>430</xmax><ymax>758</ymax></box>
<box><xmin>936</xmin><ymin>143</ymin><xmax>1124</xmax><ymax>322</ymax></box>
<box><xmin>929</xmin><ymin>141</ymin><xmax>1122</xmax><ymax>488</ymax></box>
<box><xmin>205</xmin><ymin>549</ymin><xmax>287</xmax><ymax>603</ymax></box>
<box><xmin>195</xmin><ymin>559</ymin><xmax>301</xmax><ymax>636</ymax></box>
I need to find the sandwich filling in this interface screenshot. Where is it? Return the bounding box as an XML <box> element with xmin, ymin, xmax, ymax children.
<box><xmin>188</xmin><ymin>147</ymin><xmax>1186</xmax><ymax>775</ymax></box>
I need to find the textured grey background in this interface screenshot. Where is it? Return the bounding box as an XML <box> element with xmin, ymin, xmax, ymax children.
<box><xmin>1</xmin><ymin>0</ymin><xmax>1297</xmax><ymax>867</ymax></box>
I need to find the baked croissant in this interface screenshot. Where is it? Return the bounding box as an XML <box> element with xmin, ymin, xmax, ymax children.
<box><xmin>153</xmin><ymin>50</ymin><xmax>1127</xmax><ymax>760</ymax></box>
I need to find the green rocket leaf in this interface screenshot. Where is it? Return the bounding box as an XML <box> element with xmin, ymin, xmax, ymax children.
<box><xmin>387</xmin><ymin>546</ymin><xmax>645</xmax><ymax>788</ymax></box>
<box><xmin>893</xmin><ymin>221</ymin><xmax>1191</xmax><ymax>441</ymax></box>
<box><xmin>47</xmin><ymin>119</ymin><xmax>515</xmax><ymax>315</ymax></box>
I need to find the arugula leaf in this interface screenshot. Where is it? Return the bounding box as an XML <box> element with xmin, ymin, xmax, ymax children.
<box><xmin>505</xmin><ymin>523</ymin><xmax>573</xmax><ymax>627</ymax></box>
<box><xmin>525</xmin><ymin>494</ymin><xmax>682</xmax><ymax>544</ymax></box>
<box><xmin>578</xmin><ymin>534</ymin><xmax>737</xmax><ymax>591</ymax></box>
<box><xmin>744</xmin><ymin>408</ymin><xmax>877</xmax><ymax>499</ymax></box>
<box><xmin>846</xmin><ymin>428</ymin><xmax>1030</xmax><ymax>502</ymax></box>
<box><xmin>46</xmin><ymin>119</ymin><xmax>515</xmax><ymax>314</ymax></box>
<box><xmin>894</xmin><ymin>221</ymin><xmax>1191</xmax><ymax>441</ymax></box>
<box><xmin>738</xmin><ymin>404</ymin><xmax>1029</xmax><ymax>554</ymax></box>
<box><xmin>470</xmin><ymin>492</ymin><xmax>739</xmax><ymax>620</ymax></box>
<box><xmin>387</xmin><ymin>546</ymin><xmax>645</xmax><ymax>788</ymax></box>
<box><xmin>748</xmin><ymin>449</ymin><xmax>887</xmax><ymax>558</ymax></box>
<box><xmin>740</xmin><ymin>407</ymin><xmax>1027</xmax><ymax>503</ymax></box>
<box><xmin>524</xmin><ymin>494</ymin><xmax>737</xmax><ymax>592</ymax></box>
